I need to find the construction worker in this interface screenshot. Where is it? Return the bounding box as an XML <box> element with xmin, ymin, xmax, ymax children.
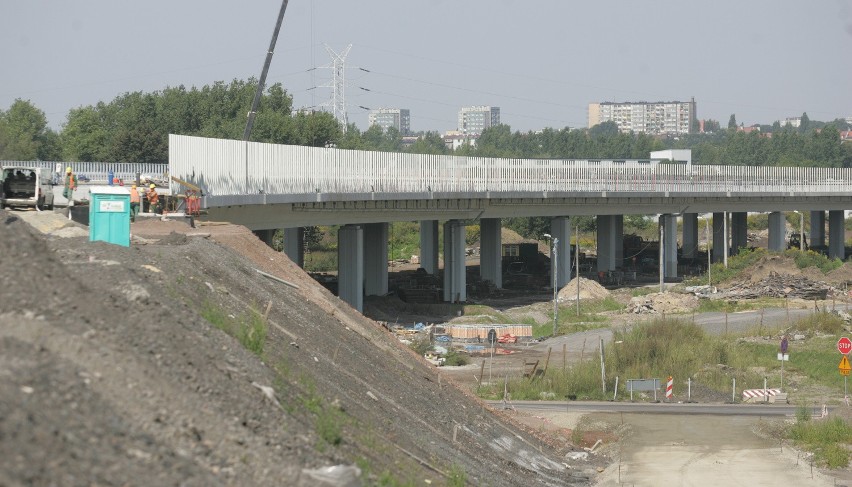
<box><xmin>63</xmin><ymin>167</ymin><xmax>77</xmax><ymax>205</ymax></box>
<box><xmin>147</xmin><ymin>184</ymin><xmax>160</xmax><ymax>214</ymax></box>
<box><xmin>129</xmin><ymin>184</ymin><xmax>141</xmax><ymax>222</ymax></box>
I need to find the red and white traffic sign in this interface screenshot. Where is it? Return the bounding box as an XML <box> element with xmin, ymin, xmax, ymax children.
<box><xmin>838</xmin><ymin>337</ymin><xmax>852</xmax><ymax>355</ymax></box>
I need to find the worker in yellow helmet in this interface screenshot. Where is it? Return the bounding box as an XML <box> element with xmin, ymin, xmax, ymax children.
<box><xmin>146</xmin><ymin>183</ymin><xmax>161</xmax><ymax>214</ymax></box>
<box><xmin>63</xmin><ymin>167</ymin><xmax>77</xmax><ymax>205</ymax></box>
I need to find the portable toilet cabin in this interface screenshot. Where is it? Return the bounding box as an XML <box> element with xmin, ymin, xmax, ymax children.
<box><xmin>89</xmin><ymin>186</ymin><xmax>131</xmax><ymax>247</ymax></box>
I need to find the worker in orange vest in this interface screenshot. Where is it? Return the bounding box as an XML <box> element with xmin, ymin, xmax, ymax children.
<box><xmin>147</xmin><ymin>184</ymin><xmax>161</xmax><ymax>215</ymax></box>
<box><xmin>129</xmin><ymin>184</ymin><xmax>141</xmax><ymax>222</ymax></box>
<box><xmin>63</xmin><ymin>166</ymin><xmax>77</xmax><ymax>205</ymax></box>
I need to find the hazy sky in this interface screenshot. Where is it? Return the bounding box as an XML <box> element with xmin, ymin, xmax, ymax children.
<box><xmin>2</xmin><ymin>1</ymin><xmax>851</xmax><ymax>134</ymax></box>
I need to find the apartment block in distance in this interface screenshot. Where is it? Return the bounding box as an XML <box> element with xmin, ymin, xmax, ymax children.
<box><xmin>588</xmin><ymin>98</ymin><xmax>696</xmax><ymax>135</ymax></box>
<box><xmin>458</xmin><ymin>106</ymin><xmax>500</xmax><ymax>135</ymax></box>
<box><xmin>368</xmin><ymin>108</ymin><xmax>411</xmax><ymax>134</ymax></box>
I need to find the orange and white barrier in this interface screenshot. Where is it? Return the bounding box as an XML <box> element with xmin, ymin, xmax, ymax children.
<box><xmin>665</xmin><ymin>376</ymin><xmax>673</xmax><ymax>400</ymax></box>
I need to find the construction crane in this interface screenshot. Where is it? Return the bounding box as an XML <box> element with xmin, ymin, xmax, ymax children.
<box><xmin>243</xmin><ymin>0</ymin><xmax>290</xmax><ymax>141</ymax></box>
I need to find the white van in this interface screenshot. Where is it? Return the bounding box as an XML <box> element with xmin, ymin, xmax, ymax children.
<box><xmin>0</xmin><ymin>166</ymin><xmax>55</xmax><ymax>210</ymax></box>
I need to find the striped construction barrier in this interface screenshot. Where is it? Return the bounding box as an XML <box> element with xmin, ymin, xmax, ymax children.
<box><xmin>445</xmin><ymin>324</ymin><xmax>533</xmax><ymax>341</ymax></box>
<box><xmin>665</xmin><ymin>376</ymin><xmax>673</xmax><ymax>400</ymax></box>
<box><xmin>742</xmin><ymin>388</ymin><xmax>781</xmax><ymax>402</ymax></box>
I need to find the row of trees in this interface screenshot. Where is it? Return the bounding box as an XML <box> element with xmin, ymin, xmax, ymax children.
<box><xmin>1</xmin><ymin>78</ymin><xmax>850</xmax><ymax>169</ymax></box>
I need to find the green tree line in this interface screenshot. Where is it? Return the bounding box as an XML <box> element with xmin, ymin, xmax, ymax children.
<box><xmin>1</xmin><ymin>79</ymin><xmax>849</xmax><ymax>170</ymax></box>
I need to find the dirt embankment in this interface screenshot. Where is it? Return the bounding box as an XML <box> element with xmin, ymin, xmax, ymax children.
<box><xmin>0</xmin><ymin>211</ymin><xmax>594</xmax><ymax>486</ymax></box>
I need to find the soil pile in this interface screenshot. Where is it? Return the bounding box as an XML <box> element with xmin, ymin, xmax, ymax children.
<box><xmin>0</xmin><ymin>211</ymin><xmax>588</xmax><ymax>486</ymax></box>
<box><xmin>628</xmin><ymin>292</ymin><xmax>699</xmax><ymax>314</ymax></box>
<box><xmin>558</xmin><ymin>277</ymin><xmax>610</xmax><ymax>302</ymax></box>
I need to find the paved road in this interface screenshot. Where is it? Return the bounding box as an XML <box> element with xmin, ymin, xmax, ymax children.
<box><xmin>492</xmin><ymin>399</ymin><xmax>823</xmax><ymax>417</ymax></box>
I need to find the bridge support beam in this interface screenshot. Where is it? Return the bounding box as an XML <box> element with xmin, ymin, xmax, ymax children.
<box><xmin>682</xmin><ymin>213</ymin><xmax>698</xmax><ymax>259</ymax></box>
<box><xmin>829</xmin><ymin>210</ymin><xmax>846</xmax><ymax>260</ymax></box>
<box><xmin>419</xmin><ymin>220</ymin><xmax>439</xmax><ymax>275</ymax></box>
<box><xmin>811</xmin><ymin>211</ymin><xmax>826</xmax><ymax>248</ymax></box>
<box><xmin>338</xmin><ymin>225</ymin><xmax>364</xmax><ymax>312</ymax></box>
<box><xmin>480</xmin><ymin>218</ymin><xmax>502</xmax><ymax>289</ymax></box>
<box><xmin>614</xmin><ymin>215</ymin><xmax>624</xmax><ymax>269</ymax></box>
<box><xmin>731</xmin><ymin>212</ymin><xmax>748</xmax><ymax>255</ymax></box>
<box><xmin>768</xmin><ymin>212</ymin><xmax>786</xmax><ymax>251</ymax></box>
<box><xmin>253</xmin><ymin>229</ymin><xmax>276</xmax><ymax>247</ymax></box>
<box><xmin>550</xmin><ymin>217</ymin><xmax>572</xmax><ymax>289</ymax></box>
<box><xmin>283</xmin><ymin>227</ymin><xmax>304</xmax><ymax>268</ymax></box>
<box><xmin>364</xmin><ymin>223</ymin><xmax>388</xmax><ymax>296</ymax></box>
<box><xmin>712</xmin><ymin>212</ymin><xmax>726</xmax><ymax>263</ymax></box>
<box><xmin>443</xmin><ymin>220</ymin><xmax>466</xmax><ymax>303</ymax></box>
<box><xmin>662</xmin><ymin>214</ymin><xmax>678</xmax><ymax>279</ymax></box>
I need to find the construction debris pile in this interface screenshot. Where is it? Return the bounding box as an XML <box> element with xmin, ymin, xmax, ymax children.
<box><xmin>629</xmin><ymin>292</ymin><xmax>699</xmax><ymax>314</ymax></box>
<box><xmin>557</xmin><ymin>277</ymin><xmax>610</xmax><ymax>302</ymax></box>
<box><xmin>722</xmin><ymin>272</ymin><xmax>832</xmax><ymax>300</ymax></box>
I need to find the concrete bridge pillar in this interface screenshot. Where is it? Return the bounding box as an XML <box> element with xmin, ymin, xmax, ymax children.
<box><xmin>364</xmin><ymin>223</ymin><xmax>388</xmax><ymax>296</ymax></box>
<box><xmin>338</xmin><ymin>225</ymin><xmax>364</xmax><ymax>312</ymax></box>
<box><xmin>283</xmin><ymin>227</ymin><xmax>304</xmax><ymax>268</ymax></box>
<box><xmin>614</xmin><ymin>214</ymin><xmax>624</xmax><ymax>269</ymax></box>
<box><xmin>443</xmin><ymin>220</ymin><xmax>466</xmax><ymax>303</ymax></box>
<box><xmin>811</xmin><ymin>211</ymin><xmax>826</xmax><ymax>248</ymax></box>
<box><xmin>596</xmin><ymin>215</ymin><xmax>618</xmax><ymax>272</ymax></box>
<box><xmin>768</xmin><ymin>211</ymin><xmax>786</xmax><ymax>251</ymax></box>
<box><xmin>550</xmin><ymin>217</ymin><xmax>572</xmax><ymax>289</ymax></box>
<box><xmin>419</xmin><ymin>220</ymin><xmax>439</xmax><ymax>275</ymax></box>
<box><xmin>480</xmin><ymin>218</ymin><xmax>502</xmax><ymax>289</ymax></box>
<box><xmin>682</xmin><ymin>213</ymin><xmax>698</xmax><ymax>259</ymax></box>
<box><xmin>253</xmin><ymin>229</ymin><xmax>275</xmax><ymax>247</ymax></box>
<box><xmin>731</xmin><ymin>212</ymin><xmax>748</xmax><ymax>255</ymax></box>
<box><xmin>663</xmin><ymin>214</ymin><xmax>678</xmax><ymax>279</ymax></box>
<box><xmin>712</xmin><ymin>212</ymin><xmax>726</xmax><ymax>263</ymax></box>
<box><xmin>829</xmin><ymin>210</ymin><xmax>846</xmax><ymax>260</ymax></box>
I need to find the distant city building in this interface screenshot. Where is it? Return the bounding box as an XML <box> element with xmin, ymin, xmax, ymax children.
<box><xmin>368</xmin><ymin>108</ymin><xmax>410</xmax><ymax>134</ymax></box>
<box><xmin>588</xmin><ymin>99</ymin><xmax>696</xmax><ymax>135</ymax></box>
<box><xmin>458</xmin><ymin>106</ymin><xmax>500</xmax><ymax>135</ymax></box>
<box><xmin>777</xmin><ymin>117</ymin><xmax>802</xmax><ymax>128</ymax></box>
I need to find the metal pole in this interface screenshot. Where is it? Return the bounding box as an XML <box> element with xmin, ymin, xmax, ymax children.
<box><xmin>733</xmin><ymin>377</ymin><xmax>736</xmax><ymax>403</ymax></box>
<box><xmin>659</xmin><ymin>215</ymin><xmax>664</xmax><ymax>293</ymax></box>
<box><xmin>552</xmin><ymin>238</ymin><xmax>559</xmax><ymax>336</ymax></box>
<box><xmin>781</xmin><ymin>354</ymin><xmax>784</xmax><ymax>392</ymax></box>
<box><xmin>576</xmin><ymin>222</ymin><xmax>580</xmax><ymax>317</ymax></box>
<box><xmin>723</xmin><ymin>211</ymin><xmax>728</xmax><ymax>269</ymax></box>
<box><xmin>613</xmin><ymin>376</ymin><xmax>619</xmax><ymax>401</ymax></box>
<box><xmin>600</xmin><ymin>338</ymin><xmax>606</xmax><ymax>394</ymax></box>
<box><xmin>688</xmin><ymin>377</ymin><xmax>692</xmax><ymax>403</ymax></box>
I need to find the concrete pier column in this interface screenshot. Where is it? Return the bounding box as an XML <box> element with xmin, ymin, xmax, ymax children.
<box><xmin>443</xmin><ymin>220</ymin><xmax>466</xmax><ymax>303</ymax></box>
<box><xmin>768</xmin><ymin>211</ymin><xmax>785</xmax><ymax>251</ymax></box>
<box><xmin>811</xmin><ymin>211</ymin><xmax>826</xmax><ymax>249</ymax></box>
<box><xmin>730</xmin><ymin>212</ymin><xmax>748</xmax><ymax>255</ymax></box>
<box><xmin>712</xmin><ymin>212</ymin><xmax>726</xmax><ymax>263</ymax></box>
<box><xmin>550</xmin><ymin>217</ymin><xmax>572</xmax><ymax>289</ymax></box>
<box><xmin>682</xmin><ymin>213</ymin><xmax>698</xmax><ymax>259</ymax></box>
<box><xmin>419</xmin><ymin>220</ymin><xmax>439</xmax><ymax>275</ymax></box>
<box><xmin>614</xmin><ymin>214</ymin><xmax>624</xmax><ymax>269</ymax></box>
<box><xmin>338</xmin><ymin>225</ymin><xmax>364</xmax><ymax>312</ymax></box>
<box><xmin>363</xmin><ymin>223</ymin><xmax>388</xmax><ymax>296</ymax></box>
<box><xmin>283</xmin><ymin>227</ymin><xmax>304</xmax><ymax>268</ymax></box>
<box><xmin>829</xmin><ymin>210</ymin><xmax>846</xmax><ymax>260</ymax></box>
<box><xmin>253</xmin><ymin>229</ymin><xmax>275</xmax><ymax>247</ymax></box>
<box><xmin>596</xmin><ymin>215</ymin><xmax>617</xmax><ymax>272</ymax></box>
<box><xmin>663</xmin><ymin>214</ymin><xmax>678</xmax><ymax>279</ymax></box>
<box><xmin>480</xmin><ymin>218</ymin><xmax>502</xmax><ymax>289</ymax></box>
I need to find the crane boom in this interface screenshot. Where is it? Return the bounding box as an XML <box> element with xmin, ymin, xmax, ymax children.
<box><xmin>243</xmin><ymin>0</ymin><xmax>290</xmax><ymax>141</ymax></box>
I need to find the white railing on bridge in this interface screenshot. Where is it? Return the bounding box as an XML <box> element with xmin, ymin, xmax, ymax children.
<box><xmin>0</xmin><ymin>160</ymin><xmax>168</xmax><ymax>184</ymax></box>
<box><xmin>168</xmin><ymin>134</ymin><xmax>852</xmax><ymax>205</ymax></box>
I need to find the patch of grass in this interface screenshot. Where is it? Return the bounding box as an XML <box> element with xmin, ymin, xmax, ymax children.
<box><xmin>529</xmin><ymin>297</ymin><xmax>624</xmax><ymax>337</ymax></box>
<box><xmin>304</xmin><ymin>250</ymin><xmax>337</xmax><ymax>272</ymax></box>
<box><xmin>789</xmin><ymin>417</ymin><xmax>852</xmax><ymax>468</ymax></box>
<box><xmin>446</xmin><ymin>464</ymin><xmax>467</xmax><ymax>487</ymax></box>
<box><xmin>794</xmin><ymin>311</ymin><xmax>845</xmax><ymax>335</ymax></box>
<box><xmin>201</xmin><ymin>301</ymin><xmax>267</xmax><ymax>356</ymax></box>
<box><xmin>444</xmin><ymin>350</ymin><xmax>469</xmax><ymax>366</ymax></box>
<box><xmin>786</xmin><ymin>249</ymin><xmax>843</xmax><ymax>273</ymax></box>
<box><xmin>684</xmin><ymin>247</ymin><xmax>767</xmax><ymax>286</ymax></box>
<box><xmin>696</xmin><ymin>299</ymin><xmax>767</xmax><ymax>313</ymax></box>
<box><xmin>299</xmin><ymin>377</ymin><xmax>344</xmax><ymax>449</ymax></box>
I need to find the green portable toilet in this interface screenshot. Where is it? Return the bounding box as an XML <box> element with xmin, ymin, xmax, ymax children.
<box><xmin>89</xmin><ymin>186</ymin><xmax>131</xmax><ymax>247</ymax></box>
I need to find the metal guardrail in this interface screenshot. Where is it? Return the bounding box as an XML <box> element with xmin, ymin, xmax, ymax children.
<box><xmin>0</xmin><ymin>161</ymin><xmax>168</xmax><ymax>185</ymax></box>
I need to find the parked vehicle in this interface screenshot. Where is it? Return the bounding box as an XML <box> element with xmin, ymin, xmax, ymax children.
<box><xmin>0</xmin><ymin>166</ymin><xmax>55</xmax><ymax>210</ymax></box>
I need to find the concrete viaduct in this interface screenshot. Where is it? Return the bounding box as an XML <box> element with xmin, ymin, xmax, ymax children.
<box><xmin>164</xmin><ymin>134</ymin><xmax>852</xmax><ymax>311</ymax></box>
